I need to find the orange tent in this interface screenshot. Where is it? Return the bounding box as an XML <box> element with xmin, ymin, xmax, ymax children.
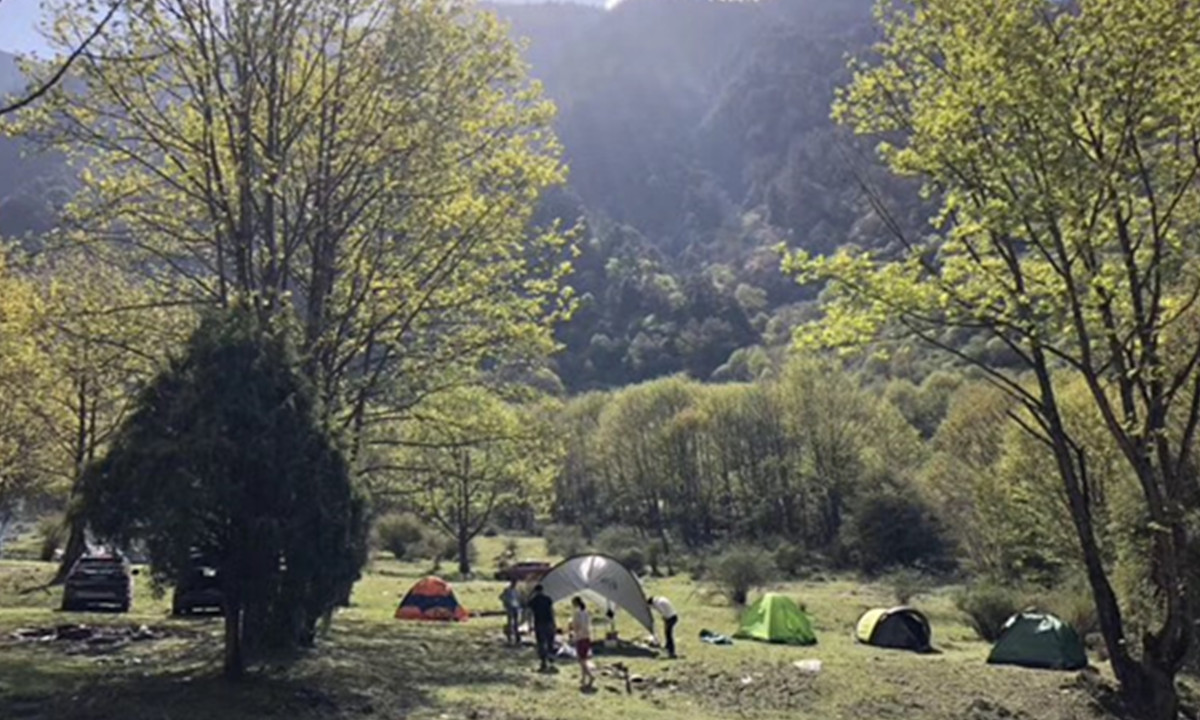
<box><xmin>395</xmin><ymin>576</ymin><xmax>469</xmax><ymax>622</ymax></box>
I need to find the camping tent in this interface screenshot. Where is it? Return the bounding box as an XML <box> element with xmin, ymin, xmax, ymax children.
<box><xmin>854</xmin><ymin>607</ymin><xmax>931</xmax><ymax>651</ymax></box>
<box><xmin>539</xmin><ymin>554</ymin><xmax>654</xmax><ymax>633</ymax></box>
<box><xmin>734</xmin><ymin>593</ymin><xmax>817</xmax><ymax>645</ymax></box>
<box><xmin>395</xmin><ymin>576</ymin><xmax>469</xmax><ymax>622</ymax></box>
<box><xmin>987</xmin><ymin>613</ymin><xmax>1086</xmax><ymax>670</ymax></box>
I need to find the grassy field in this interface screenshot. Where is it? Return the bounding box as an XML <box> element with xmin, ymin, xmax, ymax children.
<box><xmin>0</xmin><ymin>535</ymin><xmax>1135</xmax><ymax>720</ymax></box>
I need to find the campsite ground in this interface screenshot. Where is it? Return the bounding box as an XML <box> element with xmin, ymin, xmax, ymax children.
<box><xmin>0</xmin><ymin>536</ymin><xmax>1147</xmax><ymax>720</ymax></box>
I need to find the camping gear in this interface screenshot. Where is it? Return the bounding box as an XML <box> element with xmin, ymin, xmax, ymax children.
<box><xmin>733</xmin><ymin>593</ymin><xmax>817</xmax><ymax>645</ymax></box>
<box><xmin>854</xmin><ymin>607</ymin><xmax>932</xmax><ymax>651</ymax></box>
<box><xmin>395</xmin><ymin>576</ymin><xmax>469</xmax><ymax>622</ymax></box>
<box><xmin>699</xmin><ymin>629</ymin><xmax>733</xmax><ymax>645</ymax></box>
<box><xmin>539</xmin><ymin>554</ymin><xmax>655</xmax><ymax>633</ymax></box>
<box><xmin>986</xmin><ymin>612</ymin><xmax>1087</xmax><ymax>670</ymax></box>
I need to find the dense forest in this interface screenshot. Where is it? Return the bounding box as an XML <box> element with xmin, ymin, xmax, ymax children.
<box><xmin>491</xmin><ymin>0</ymin><xmax>927</xmax><ymax>390</ymax></box>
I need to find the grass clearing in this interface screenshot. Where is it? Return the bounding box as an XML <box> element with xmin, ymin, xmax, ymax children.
<box><xmin>0</xmin><ymin>537</ymin><xmax>1135</xmax><ymax>720</ymax></box>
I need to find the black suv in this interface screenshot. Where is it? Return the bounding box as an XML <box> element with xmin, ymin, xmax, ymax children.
<box><xmin>172</xmin><ymin>559</ymin><xmax>223</xmax><ymax>616</ymax></box>
<box><xmin>62</xmin><ymin>555</ymin><xmax>133</xmax><ymax>612</ymax></box>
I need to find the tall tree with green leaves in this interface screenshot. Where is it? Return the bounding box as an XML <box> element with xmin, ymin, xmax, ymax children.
<box><xmin>80</xmin><ymin>306</ymin><xmax>367</xmax><ymax>680</ymax></box>
<box><xmin>27</xmin><ymin>250</ymin><xmax>190</xmax><ymax>582</ymax></box>
<box><xmin>786</xmin><ymin>1</ymin><xmax>1200</xmax><ymax>714</ymax></box>
<box><xmin>400</xmin><ymin>387</ymin><xmax>557</xmax><ymax>575</ymax></box>
<box><xmin>0</xmin><ymin>250</ymin><xmax>47</xmax><ymax>549</ymax></box>
<box><xmin>12</xmin><ymin>0</ymin><xmax>573</xmax><ymax>491</ymax></box>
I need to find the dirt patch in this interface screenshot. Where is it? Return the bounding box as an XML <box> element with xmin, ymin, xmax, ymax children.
<box><xmin>589</xmin><ymin>659</ymin><xmax>820</xmax><ymax>714</ymax></box>
<box><xmin>8</xmin><ymin>623</ymin><xmax>193</xmax><ymax>656</ymax></box>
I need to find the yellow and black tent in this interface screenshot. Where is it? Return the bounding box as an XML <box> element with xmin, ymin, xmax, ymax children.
<box><xmin>855</xmin><ymin>607</ymin><xmax>931</xmax><ymax>651</ymax></box>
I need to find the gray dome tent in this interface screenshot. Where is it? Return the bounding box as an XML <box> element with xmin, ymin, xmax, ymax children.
<box><xmin>538</xmin><ymin>554</ymin><xmax>654</xmax><ymax>633</ymax></box>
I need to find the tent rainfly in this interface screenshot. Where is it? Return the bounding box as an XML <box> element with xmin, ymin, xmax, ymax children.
<box><xmin>539</xmin><ymin>554</ymin><xmax>654</xmax><ymax>633</ymax></box>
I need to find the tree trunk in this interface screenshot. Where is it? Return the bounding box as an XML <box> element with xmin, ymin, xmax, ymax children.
<box><xmin>52</xmin><ymin>519</ymin><xmax>87</xmax><ymax>585</ymax></box>
<box><xmin>457</xmin><ymin>530</ymin><xmax>471</xmax><ymax>577</ymax></box>
<box><xmin>223</xmin><ymin>598</ymin><xmax>245</xmax><ymax>681</ymax></box>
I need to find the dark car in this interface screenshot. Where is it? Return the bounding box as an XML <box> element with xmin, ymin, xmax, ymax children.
<box><xmin>172</xmin><ymin>559</ymin><xmax>223</xmax><ymax>616</ymax></box>
<box><xmin>493</xmin><ymin>561</ymin><xmax>551</xmax><ymax>582</ymax></box>
<box><xmin>62</xmin><ymin>555</ymin><xmax>133</xmax><ymax>612</ymax></box>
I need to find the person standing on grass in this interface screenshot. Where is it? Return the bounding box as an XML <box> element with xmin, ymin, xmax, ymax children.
<box><xmin>527</xmin><ymin>584</ymin><xmax>556</xmax><ymax>671</ymax></box>
<box><xmin>569</xmin><ymin>597</ymin><xmax>596</xmax><ymax>691</ymax></box>
<box><xmin>651</xmin><ymin>595</ymin><xmax>679</xmax><ymax>659</ymax></box>
<box><xmin>500</xmin><ymin>578</ymin><xmax>522</xmax><ymax>645</ymax></box>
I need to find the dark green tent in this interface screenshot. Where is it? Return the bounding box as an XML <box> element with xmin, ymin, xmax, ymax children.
<box><xmin>986</xmin><ymin>613</ymin><xmax>1087</xmax><ymax>670</ymax></box>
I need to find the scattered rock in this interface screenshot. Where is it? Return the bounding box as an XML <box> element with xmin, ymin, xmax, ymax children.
<box><xmin>793</xmin><ymin>659</ymin><xmax>823</xmax><ymax>675</ymax></box>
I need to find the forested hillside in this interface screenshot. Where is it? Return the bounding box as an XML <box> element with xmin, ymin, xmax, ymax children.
<box><xmin>0</xmin><ymin>1</ymin><xmax>919</xmax><ymax>389</ymax></box>
<box><xmin>493</xmin><ymin>0</ymin><xmax>925</xmax><ymax>390</ymax></box>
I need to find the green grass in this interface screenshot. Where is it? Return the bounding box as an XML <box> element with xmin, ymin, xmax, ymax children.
<box><xmin>0</xmin><ymin>538</ymin><xmax>1128</xmax><ymax>720</ymax></box>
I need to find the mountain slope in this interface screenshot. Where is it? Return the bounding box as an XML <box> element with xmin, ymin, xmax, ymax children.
<box><xmin>494</xmin><ymin>0</ymin><xmax>913</xmax><ymax>390</ymax></box>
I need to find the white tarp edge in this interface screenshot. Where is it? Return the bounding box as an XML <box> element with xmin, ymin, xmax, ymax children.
<box><xmin>539</xmin><ymin>554</ymin><xmax>655</xmax><ymax>633</ymax></box>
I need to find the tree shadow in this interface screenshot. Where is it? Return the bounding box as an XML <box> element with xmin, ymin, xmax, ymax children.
<box><xmin>0</xmin><ymin>614</ymin><xmax>532</xmax><ymax>720</ymax></box>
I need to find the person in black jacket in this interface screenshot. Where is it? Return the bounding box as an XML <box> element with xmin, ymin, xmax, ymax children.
<box><xmin>527</xmin><ymin>585</ymin><xmax>556</xmax><ymax>671</ymax></box>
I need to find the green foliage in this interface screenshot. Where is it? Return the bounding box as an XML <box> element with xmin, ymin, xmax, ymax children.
<box><xmin>373</xmin><ymin>514</ymin><xmax>427</xmax><ymax>561</ymax></box>
<box><xmin>1033</xmin><ymin>577</ymin><xmax>1099</xmax><ymax>639</ymax></box>
<box><xmin>774</xmin><ymin>544</ymin><xmax>811</xmax><ymax>579</ymax></box>
<box><xmin>955</xmin><ymin>584</ymin><xmax>1022</xmax><ymax>643</ymax></box>
<box><xmin>842</xmin><ymin>490</ymin><xmax>953</xmax><ymax>575</ymax></box>
<box><xmin>708</xmin><ymin>545</ymin><xmax>775</xmax><ymax>606</ymax></box>
<box><xmin>888</xmin><ymin>568</ymin><xmax>935</xmax><ymax>606</ymax></box>
<box><xmin>79</xmin><ymin>307</ymin><xmax>368</xmax><ymax>678</ymax></box>
<box><xmin>543</xmin><ymin>524</ymin><xmax>588</xmax><ymax>558</ymax></box>
<box><xmin>594</xmin><ymin>526</ymin><xmax>647</xmax><ymax>576</ymax></box>
<box><xmin>36</xmin><ymin>515</ymin><xmax>65</xmax><ymax>563</ymax></box>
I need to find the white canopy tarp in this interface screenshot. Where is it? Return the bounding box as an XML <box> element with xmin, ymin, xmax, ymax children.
<box><xmin>539</xmin><ymin>554</ymin><xmax>654</xmax><ymax>633</ymax></box>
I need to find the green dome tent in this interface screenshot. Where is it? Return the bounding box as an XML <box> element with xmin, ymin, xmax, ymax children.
<box><xmin>987</xmin><ymin>613</ymin><xmax>1087</xmax><ymax>670</ymax></box>
<box><xmin>733</xmin><ymin>593</ymin><xmax>816</xmax><ymax>645</ymax></box>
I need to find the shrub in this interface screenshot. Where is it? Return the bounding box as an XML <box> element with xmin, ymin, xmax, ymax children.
<box><xmin>709</xmin><ymin>545</ymin><xmax>775</xmax><ymax>605</ymax></box>
<box><xmin>955</xmin><ymin>583</ymin><xmax>1021</xmax><ymax>641</ymax></box>
<box><xmin>774</xmin><ymin>543</ymin><xmax>809</xmax><ymax>578</ymax></box>
<box><xmin>38</xmin><ymin>515</ymin><xmax>67</xmax><ymax>562</ymax></box>
<box><xmin>373</xmin><ymin>513</ymin><xmax>426</xmax><ymax>560</ymax></box>
<box><xmin>843</xmin><ymin>492</ymin><xmax>953</xmax><ymax>574</ymax></box>
<box><xmin>645</xmin><ymin>539</ymin><xmax>671</xmax><ymax>576</ymax></box>
<box><xmin>1034</xmin><ymin>577</ymin><xmax>1099</xmax><ymax>637</ymax></box>
<box><xmin>887</xmin><ymin>568</ymin><xmax>935</xmax><ymax>605</ymax></box>
<box><xmin>595</xmin><ymin>526</ymin><xmax>647</xmax><ymax>575</ymax></box>
<box><xmin>542</xmin><ymin>524</ymin><xmax>588</xmax><ymax>557</ymax></box>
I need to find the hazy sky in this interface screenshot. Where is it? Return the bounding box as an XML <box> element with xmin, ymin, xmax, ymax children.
<box><xmin>0</xmin><ymin>0</ymin><xmax>48</xmax><ymax>55</ymax></box>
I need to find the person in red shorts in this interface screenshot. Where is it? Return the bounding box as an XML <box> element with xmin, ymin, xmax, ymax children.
<box><xmin>569</xmin><ymin>596</ymin><xmax>596</xmax><ymax>691</ymax></box>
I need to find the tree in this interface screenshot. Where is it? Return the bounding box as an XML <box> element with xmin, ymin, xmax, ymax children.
<box><xmin>0</xmin><ymin>250</ymin><xmax>47</xmax><ymax>552</ymax></box>
<box><xmin>79</xmin><ymin>306</ymin><xmax>367</xmax><ymax>680</ymax></box>
<box><xmin>787</xmin><ymin>1</ymin><xmax>1200</xmax><ymax>715</ymax></box>
<box><xmin>403</xmin><ymin>388</ymin><xmax>555</xmax><ymax>576</ymax></box>
<box><xmin>12</xmin><ymin>0</ymin><xmax>572</xmax><ymax>496</ymax></box>
<box><xmin>26</xmin><ymin>250</ymin><xmax>189</xmax><ymax>582</ymax></box>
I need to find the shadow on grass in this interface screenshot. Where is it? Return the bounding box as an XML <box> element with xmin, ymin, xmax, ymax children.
<box><xmin>0</xmin><ymin>615</ymin><xmax>529</xmax><ymax>720</ymax></box>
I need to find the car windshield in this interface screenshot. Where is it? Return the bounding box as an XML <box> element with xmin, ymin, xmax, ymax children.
<box><xmin>76</xmin><ymin>559</ymin><xmax>124</xmax><ymax>576</ymax></box>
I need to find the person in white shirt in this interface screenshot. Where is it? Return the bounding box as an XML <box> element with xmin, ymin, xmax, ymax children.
<box><xmin>651</xmin><ymin>595</ymin><xmax>679</xmax><ymax>659</ymax></box>
<box><xmin>569</xmin><ymin>597</ymin><xmax>596</xmax><ymax>691</ymax></box>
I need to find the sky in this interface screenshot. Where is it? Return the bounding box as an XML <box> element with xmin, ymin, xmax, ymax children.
<box><xmin>0</xmin><ymin>0</ymin><xmax>49</xmax><ymax>55</ymax></box>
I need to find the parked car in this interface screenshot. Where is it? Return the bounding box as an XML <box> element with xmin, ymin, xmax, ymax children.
<box><xmin>62</xmin><ymin>554</ymin><xmax>133</xmax><ymax>612</ymax></box>
<box><xmin>493</xmin><ymin>561</ymin><xmax>551</xmax><ymax>582</ymax></box>
<box><xmin>172</xmin><ymin>558</ymin><xmax>223</xmax><ymax>616</ymax></box>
